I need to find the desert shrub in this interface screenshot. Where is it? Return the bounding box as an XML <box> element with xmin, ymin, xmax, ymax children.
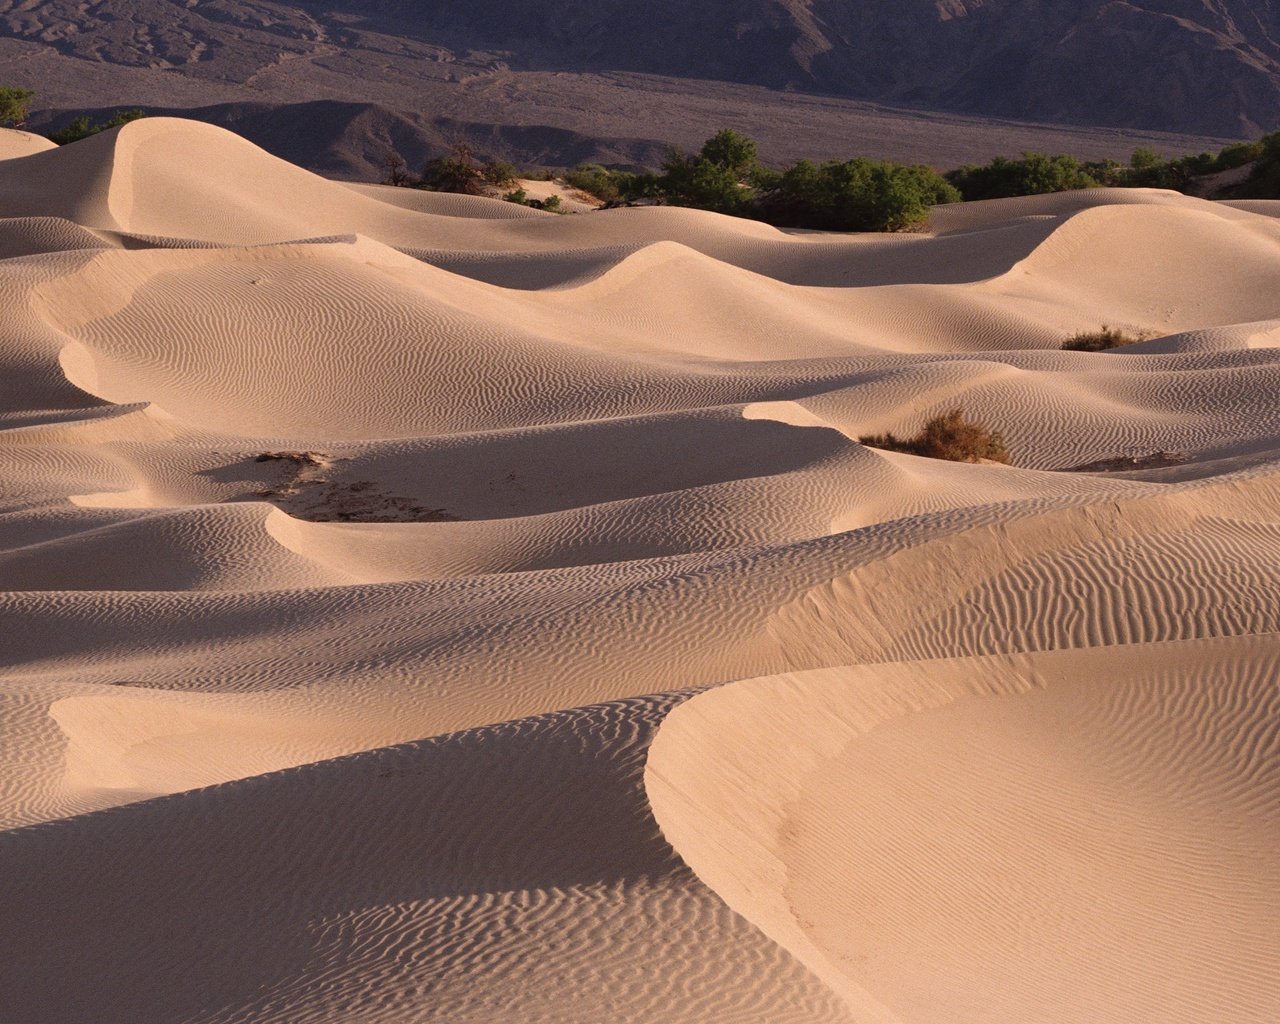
<box><xmin>1213</xmin><ymin>139</ymin><xmax>1265</xmax><ymax>171</ymax></box>
<box><xmin>1129</xmin><ymin>147</ymin><xmax>1162</xmax><ymax>171</ymax></box>
<box><xmin>1230</xmin><ymin>131</ymin><xmax>1280</xmax><ymax>199</ymax></box>
<box><xmin>386</xmin><ymin>148</ymin><xmax>524</xmax><ymax>193</ymax></box>
<box><xmin>503</xmin><ymin>189</ymin><xmax>561</xmax><ymax>211</ymax></box>
<box><xmin>1077</xmin><ymin>140</ymin><xmax>1266</xmax><ymax>192</ymax></box>
<box><xmin>0</xmin><ymin>86</ymin><xmax>33</xmax><ymax>128</ymax></box>
<box><xmin>860</xmin><ymin>409</ymin><xmax>1009</xmax><ymax>463</ymax></box>
<box><xmin>1188</xmin><ymin>151</ymin><xmax>1221</xmax><ymax>175</ymax></box>
<box><xmin>101</xmin><ymin>108</ymin><xmax>146</xmax><ymax>131</ymax></box>
<box><xmin>757</xmin><ymin>158</ymin><xmax>959</xmax><ymax>231</ymax></box>
<box><xmin>1116</xmin><ymin>149</ymin><xmax>1191</xmax><ymax>189</ymax></box>
<box><xmin>419</xmin><ymin>144</ymin><xmax>486</xmax><ymax>195</ymax></box>
<box><xmin>612</xmin><ymin>169</ymin><xmax>663</xmax><ymax>201</ymax></box>
<box><xmin>482</xmin><ymin>160</ymin><xmax>517</xmax><ymax>186</ymax></box>
<box><xmin>564</xmin><ymin>163</ymin><xmax>620</xmax><ymax>201</ymax></box>
<box><xmin>382</xmin><ymin>150</ymin><xmax>416</xmax><ymax>186</ymax></box>
<box><xmin>47</xmin><ymin>109</ymin><xmax>146</xmax><ymax>145</ymax></box>
<box><xmin>1061</xmin><ymin>325</ymin><xmax>1145</xmax><ymax>352</ymax></box>
<box><xmin>49</xmin><ymin>115</ymin><xmax>93</xmax><ymax>146</ymax></box>
<box><xmin>946</xmin><ymin>152</ymin><xmax>1099</xmax><ymax>200</ymax></box>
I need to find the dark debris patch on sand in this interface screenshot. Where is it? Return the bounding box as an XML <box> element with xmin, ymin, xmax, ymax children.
<box><xmin>1061</xmin><ymin>451</ymin><xmax>1191</xmax><ymax>473</ymax></box>
<box><xmin>246</xmin><ymin>451</ymin><xmax>460</xmax><ymax>523</ymax></box>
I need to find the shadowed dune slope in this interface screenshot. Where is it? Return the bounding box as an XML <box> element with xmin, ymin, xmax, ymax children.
<box><xmin>0</xmin><ymin>694</ymin><xmax>850</xmax><ymax>1024</ymax></box>
<box><xmin>1</xmin><ymin>119</ymin><xmax>1278</xmax><ymax>1022</ymax></box>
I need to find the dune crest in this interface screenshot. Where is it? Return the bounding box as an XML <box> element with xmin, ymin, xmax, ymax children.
<box><xmin>1</xmin><ymin>120</ymin><xmax>1277</xmax><ymax>1022</ymax></box>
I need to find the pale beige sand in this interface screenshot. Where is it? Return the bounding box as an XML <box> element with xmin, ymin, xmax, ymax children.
<box><xmin>0</xmin><ymin>127</ymin><xmax>57</xmax><ymax>160</ymax></box>
<box><xmin>647</xmin><ymin>636</ymin><xmax>1280</xmax><ymax>1024</ymax></box>
<box><xmin>0</xmin><ymin>118</ymin><xmax>1277</xmax><ymax>1022</ymax></box>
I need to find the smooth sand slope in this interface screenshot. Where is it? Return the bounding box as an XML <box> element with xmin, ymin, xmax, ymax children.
<box><xmin>0</xmin><ymin>118</ymin><xmax>1277</xmax><ymax>1023</ymax></box>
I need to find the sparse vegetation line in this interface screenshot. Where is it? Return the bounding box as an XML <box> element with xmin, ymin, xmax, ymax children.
<box><xmin>8</xmin><ymin>85</ymin><xmax>1280</xmax><ymax>230</ymax></box>
<box><xmin>381</xmin><ymin>125</ymin><xmax>1280</xmax><ymax>232</ymax></box>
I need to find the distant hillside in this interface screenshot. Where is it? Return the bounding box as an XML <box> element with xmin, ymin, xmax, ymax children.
<box><xmin>27</xmin><ymin>102</ymin><xmax>673</xmax><ymax>181</ymax></box>
<box><xmin>340</xmin><ymin>0</ymin><xmax>1280</xmax><ymax>135</ymax></box>
<box><xmin>1</xmin><ymin>0</ymin><xmax>1278</xmax><ymax>137</ymax></box>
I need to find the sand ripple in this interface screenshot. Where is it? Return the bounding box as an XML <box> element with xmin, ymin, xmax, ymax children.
<box><xmin>1</xmin><ymin>118</ymin><xmax>1278</xmax><ymax>1021</ymax></box>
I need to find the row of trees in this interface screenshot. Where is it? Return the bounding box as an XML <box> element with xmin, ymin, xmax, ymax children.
<box><xmin>944</xmin><ymin>136</ymin><xmax>1280</xmax><ymax>200</ymax></box>
<box><xmin>384</xmin><ymin>131</ymin><xmax>958</xmax><ymax>231</ymax></box>
<box><xmin>559</xmin><ymin>130</ymin><xmax>961</xmax><ymax>231</ymax></box>
<box><xmin>553</xmin><ymin>128</ymin><xmax>1280</xmax><ymax>230</ymax></box>
<box><xmin>381</xmin><ymin>130</ymin><xmax>960</xmax><ymax>230</ymax></box>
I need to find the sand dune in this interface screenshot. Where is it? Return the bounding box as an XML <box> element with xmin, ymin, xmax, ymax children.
<box><xmin>647</xmin><ymin>636</ymin><xmax>1280</xmax><ymax>1024</ymax></box>
<box><xmin>2</xmin><ymin>694</ymin><xmax>850</xmax><ymax>1023</ymax></box>
<box><xmin>1</xmin><ymin>119</ymin><xmax>1277</xmax><ymax>1022</ymax></box>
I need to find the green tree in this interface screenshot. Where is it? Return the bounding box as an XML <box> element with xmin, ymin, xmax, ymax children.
<box><xmin>654</xmin><ymin>129</ymin><xmax>764</xmax><ymax>214</ymax></box>
<box><xmin>659</xmin><ymin>147</ymin><xmax>752</xmax><ymax>214</ymax></box>
<box><xmin>758</xmin><ymin>158</ymin><xmax>959</xmax><ymax>231</ymax></box>
<box><xmin>1130</xmin><ymin>147</ymin><xmax>1162</xmax><ymax>171</ymax></box>
<box><xmin>699</xmin><ymin>128</ymin><xmax>758</xmax><ymax>178</ymax></box>
<box><xmin>1213</xmin><ymin>140</ymin><xmax>1263</xmax><ymax>171</ymax></box>
<box><xmin>0</xmin><ymin>86</ymin><xmax>34</xmax><ymax>128</ymax></box>
<box><xmin>946</xmin><ymin>152</ymin><xmax>1099</xmax><ymax>201</ymax></box>
<box><xmin>482</xmin><ymin>160</ymin><xmax>517</xmax><ymax>187</ymax></box>
<box><xmin>565</xmin><ymin>163</ymin><xmax>621</xmax><ymax>202</ymax></box>
<box><xmin>1231</xmin><ymin>131</ymin><xmax>1280</xmax><ymax>198</ymax></box>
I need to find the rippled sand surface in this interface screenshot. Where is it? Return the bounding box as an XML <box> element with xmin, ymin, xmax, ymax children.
<box><xmin>1</xmin><ymin>119</ymin><xmax>1277</xmax><ymax>1023</ymax></box>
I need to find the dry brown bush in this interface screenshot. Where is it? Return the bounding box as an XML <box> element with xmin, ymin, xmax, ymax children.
<box><xmin>860</xmin><ymin>408</ymin><xmax>1010</xmax><ymax>463</ymax></box>
<box><xmin>1061</xmin><ymin>325</ymin><xmax>1146</xmax><ymax>352</ymax></box>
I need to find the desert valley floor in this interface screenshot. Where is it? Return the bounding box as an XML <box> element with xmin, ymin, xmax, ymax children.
<box><xmin>0</xmin><ymin>119</ymin><xmax>1277</xmax><ymax>1023</ymax></box>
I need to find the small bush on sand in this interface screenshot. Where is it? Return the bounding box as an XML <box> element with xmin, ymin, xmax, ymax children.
<box><xmin>504</xmin><ymin>189</ymin><xmax>563</xmax><ymax>212</ymax></box>
<box><xmin>860</xmin><ymin>408</ymin><xmax>1010</xmax><ymax>463</ymax></box>
<box><xmin>1061</xmin><ymin>325</ymin><xmax>1145</xmax><ymax>352</ymax></box>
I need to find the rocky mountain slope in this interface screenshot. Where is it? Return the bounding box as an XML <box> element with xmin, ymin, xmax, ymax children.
<box><xmin>0</xmin><ymin>0</ymin><xmax>1276</xmax><ymax>136</ymax></box>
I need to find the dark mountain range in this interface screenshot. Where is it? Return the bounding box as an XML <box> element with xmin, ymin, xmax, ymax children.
<box><xmin>0</xmin><ymin>0</ymin><xmax>1267</xmax><ymax>166</ymax></box>
<box><xmin>338</xmin><ymin>0</ymin><xmax>1280</xmax><ymax>135</ymax></box>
